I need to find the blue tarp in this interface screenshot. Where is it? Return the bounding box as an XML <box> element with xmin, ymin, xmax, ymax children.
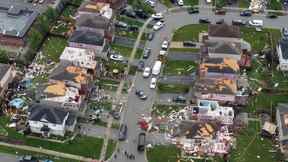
<box><xmin>9</xmin><ymin>98</ymin><xmax>25</xmax><ymax>109</ymax></box>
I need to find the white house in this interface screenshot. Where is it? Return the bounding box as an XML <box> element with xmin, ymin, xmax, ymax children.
<box><xmin>28</xmin><ymin>104</ymin><xmax>77</xmax><ymax>137</ymax></box>
<box><xmin>277</xmin><ymin>39</ymin><xmax>288</xmax><ymax>71</ymax></box>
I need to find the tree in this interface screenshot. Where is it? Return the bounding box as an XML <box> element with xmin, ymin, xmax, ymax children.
<box><xmin>0</xmin><ymin>49</ymin><xmax>9</xmax><ymax>64</ymax></box>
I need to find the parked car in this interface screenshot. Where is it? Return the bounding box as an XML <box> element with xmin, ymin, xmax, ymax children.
<box><xmin>199</xmin><ymin>18</ymin><xmax>211</xmax><ymax>24</ymax></box>
<box><xmin>118</xmin><ymin>124</ymin><xmax>128</xmax><ymax>141</ymax></box>
<box><xmin>115</xmin><ymin>21</ymin><xmax>128</xmax><ymax>28</ymax></box>
<box><xmin>142</xmin><ymin>67</ymin><xmax>151</xmax><ymax>78</ymax></box>
<box><xmin>144</xmin><ymin>0</ymin><xmax>156</xmax><ymax>7</ymax></box>
<box><xmin>143</xmin><ymin>48</ymin><xmax>151</xmax><ymax>59</ymax></box>
<box><xmin>161</xmin><ymin>40</ymin><xmax>169</xmax><ymax>50</ymax></box>
<box><xmin>152</xmin><ymin>61</ymin><xmax>162</xmax><ymax>75</ymax></box>
<box><xmin>110</xmin><ymin>54</ymin><xmax>124</xmax><ymax>61</ymax></box>
<box><xmin>177</xmin><ymin>0</ymin><xmax>184</xmax><ymax>6</ymax></box>
<box><xmin>137</xmin><ymin>132</ymin><xmax>146</xmax><ymax>151</ymax></box>
<box><xmin>232</xmin><ymin>19</ymin><xmax>246</xmax><ymax>26</ymax></box>
<box><xmin>151</xmin><ymin>13</ymin><xmax>164</xmax><ymax>19</ymax></box>
<box><xmin>153</xmin><ymin>21</ymin><xmax>165</xmax><ymax>31</ymax></box>
<box><xmin>183</xmin><ymin>41</ymin><xmax>196</xmax><ymax>47</ymax></box>
<box><xmin>18</xmin><ymin>155</ymin><xmax>38</xmax><ymax>162</ymax></box>
<box><xmin>216</xmin><ymin>19</ymin><xmax>224</xmax><ymax>24</ymax></box>
<box><xmin>282</xmin><ymin>27</ymin><xmax>288</xmax><ymax>38</ymax></box>
<box><xmin>187</xmin><ymin>7</ymin><xmax>199</xmax><ymax>14</ymax></box>
<box><xmin>173</xmin><ymin>95</ymin><xmax>186</xmax><ymax>103</ymax></box>
<box><xmin>135</xmin><ymin>90</ymin><xmax>148</xmax><ymax>100</ymax></box>
<box><xmin>137</xmin><ymin>60</ymin><xmax>145</xmax><ymax>71</ymax></box>
<box><xmin>248</xmin><ymin>20</ymin><xmax>263</xmax><ymax>27</ymax></box>
<box><xmin>266</xmin><ymin>13</ymin><xmax>278</xmax><ymax>19</ymax></box>
<box><xmin>148</xmin><ymin>32</ymin><xmax>155</xmax><ymax>41</ymax></box>
<box><xmin>240</xmin><ymin>10</ymin><xmax>252</xmax><ymax>17</ymax></box>
<box><xmin>150</xmin><ymin>77</ymin><xmax>157</xmax><ymax>89</ymax></box>
<box><xmin>128</xmin><ymin>25</ymin><xmax>139</xmax><ymax>32</ymax></box>
<box><xmin>124</xmin><ymin>10</ymin><xmax>136</xmax><ymax>18</ymax></box>
<box><xmin>215</xmin><ymin>9</ymin><xmax>226</xmax><ymax>15</ymax></box>
<box><xmin>134</xmin><ymin>9</ymin><xmax>149</xmax><ymax>19</ymax></box>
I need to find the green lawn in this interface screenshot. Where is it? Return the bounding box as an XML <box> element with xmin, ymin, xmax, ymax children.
<box><xmin>158</xmin><ymin>83</ymin><xmax>190</xmax><ymax>93</ymax></box>
<box><xmin>230</xmin><ymin>121</ymin><xmax>281</xmax><ymax>162</ymax></box>
<box><xmin>267</xmin><ymin>0</ymin><xmax>283</xmax><ymax>10</ymax></box>
<box><xmin>42</xmin><ymin>36</ymin><xmax>67</xmax><ymax>62</ymax></box>
<box><xmin>240</xmin><ymin>27</ymin><xmax>281</xmax><ymax>53</ymax></box>
<box><xmin>61</xmin><ymin>5</ymin><xmax>77</xmax><ymax>18</ymax></box>
<box><xmin>147</xmin><ymin>145</ymin><xmax>181</xmax><ymax>162</ymax></box>
<box><xmin>173</xmin><ymin>24</ymin><xmax>208</xmax><ymax>41</ymax></box>
<box><xmin>128</xmin><ymin>0</ymin><xmax>154</xmax><ymax>14</ymax></box>
<box><xmin>0</xmin><ymin>117</ymin><xmax>103</xmax><ymax>159</ymax></box>
<box><xmin>0</xmin><ymin>146</ymin><xmax>79</xmax><ymax>162</ymax></box>
<box><xmin>118</xmin><ymin>16</ymin><xmax>144</xmax><ymax>27</ymax></box>
<box><xmin>239</xmin><ymin>0</ymin><xmax>250</xmax><ymax>8</ymax></box>
<box><xmin>184</xmin><ymin>0</ymin><xmax>199</xmax><ymax>6</ymax></box>
<box><xmin>111</xmin><ymin>44</ymin><xmax>143</xmax><ymax>59</ymax></box>
<box><xmin>163</xmin><ymin>60</ymin><xmax>197</xmax><ymax>75</ymax></box>
<box><xmin>89</xmin><ymin>101</ymin><xmax>113</xmax><ymax>111</ymax></box>
<box><xmin>170</xmin><ymin>48</ymin><xmax>200</xmax><ymax>53</ymax></box>
<box><xmin>116</xmin><ymin>29</ymin><xmax>147</xmax><ymax>40</ymax></box>
<box><xmin>105</xmin><ymin>139</ymin><xmax>117</xmax><ymax>160</ymax></box>
<box><xmin>159</xmin><ymin>0</ymin><xmax>174</xmax><ymax>8</ymax></box>
<box><xmin>152</xmin><ymin>105</ymin><xmax>184</xmax><ymax>116</ymax></box>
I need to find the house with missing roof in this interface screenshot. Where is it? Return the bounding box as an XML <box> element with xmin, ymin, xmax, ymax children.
<box><xmin>49</xmin><ymin>63</ymin><xmax>90</xmax><ymax>95</ymax></box>
<box><xmin>28</xmin><ymin>103</ymin><xmax>77</xmax><ymax>137</ymax></box>
<box><xmin>92</xmin><ymin>0</ymin><xmax>127</xmax><ymax>10</ymax></box>
<box><xmin>193</xmin><ymin>78</ymin><xmax>237</xmax><ymax>104</ymax></box>
<box><xmin>60</xmin><ymin>47</ymin><xmax>97</xmax><ymax>71</ymax></box>
<box><xmin>0</xmin><ymin>5</ymin><xmax>38</xmax><ymax>47</ymax></box>
<box><xmin>199</xmin><ymin>58</ymin><xmax>239</xmax><ymax>80</ymax></box>
<box><xmin>276</xmin><ymin>39</ymin><xmax>288</xmax><ymax>71</ymax></box>
<box><xmin>0</xmin><ymin>63</ymin><xmax>16</xmax><ymax>97</ymax></box>
<box><xmin>40</xmin><ymin>81</ymin><xmax>83</xmax><ymax>111</ymax></box>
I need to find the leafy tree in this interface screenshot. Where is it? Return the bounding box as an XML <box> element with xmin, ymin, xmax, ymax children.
<box><xmin>0</xmin><ymin>49</ymin><xmax>9</xmax><ymax>64</ymax></box>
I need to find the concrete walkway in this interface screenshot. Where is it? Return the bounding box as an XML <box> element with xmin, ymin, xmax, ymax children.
<box><xmin>0</xmin><ymin>142</ymin><xmax>96</xmax><ymax>162</ymax></box>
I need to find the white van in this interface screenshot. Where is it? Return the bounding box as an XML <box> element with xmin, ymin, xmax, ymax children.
<box><xmin>152</xmin><ymin>61</ymin><xmax>162</xmax><ymax>75</ymax></box>
<box><xmin>248</xmin><ymin>20</ymin><xmax>263</xmax><ymax>27</ymax></box>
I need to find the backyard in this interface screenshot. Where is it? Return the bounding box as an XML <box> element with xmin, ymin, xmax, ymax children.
<box><xmin>41</xmin><ymin>36</ymin><xmax>67</xmax><ymax>62</ymax></box>
<box><xmin>147</xmin><ymin>145</ymin><xmax>181</xmax><ymax>162</ymax></box>
<box><xmin>163</xmin><ymin>60</ymin><xmax>197</xmax><ymax>75</ymax></box>
<box><xmin>230</xmin><ymin>121</ymin><xmax>281</xmax><ymax>162</ymax></box>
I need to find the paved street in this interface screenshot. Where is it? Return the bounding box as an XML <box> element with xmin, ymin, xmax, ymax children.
<box><xmin>0</xmin><ymin>153</ymin><xmax>17</xmax><ymax>162</ymax></box>
<box><xmin>109</xmin><ymin>2</ymin><xmax>288</xmax><ymax>162</ymax></box>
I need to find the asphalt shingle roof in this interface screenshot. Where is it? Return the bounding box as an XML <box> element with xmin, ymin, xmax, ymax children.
<box><xmin>69</xmin><ymin>30</ymin><xmax>104</xmax><ymax>46</ymax></box>
<box><xmin>208</xmin><ymin>23</ymin><xmax>241</xmax><ymax>38</ymax></box>
<box><xmin>279</xmin><ymin>39</ymin><xmax>288</xmax><ymax>60</ymax></box>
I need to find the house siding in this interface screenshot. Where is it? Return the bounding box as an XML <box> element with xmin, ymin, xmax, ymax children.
<box><xmin>277</xmin><ymin>44</ymin><xmax>288</xmax><ymax>71</ymax></box>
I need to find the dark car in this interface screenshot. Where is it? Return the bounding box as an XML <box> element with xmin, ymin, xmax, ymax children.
<box><xmin>232</xmin><ymin>19</ymin><xmax>246</xmax><ymax>26</ymax></box>
<box><xmin>199</xmin><ymin>18</ymin><xmax>211</xmax><ymax>24</ymax></box>
<box><xmin>148</xmin><ymin>32</ymin><xmax>155</xmax><ymax>41</ymax></box>
<box><xmin>215</xmin><ymin>9</ymin><xmax>226</xmax><ymax>15</ymax></box>
<box><xmin>187</xmin><ymin>7</ymin><xmax>199</xmax><ymax>14</ymax></box>
<box><xmin>282</xmin><ymin>27</ymin><xmax>288</xmax><ymax>38</ymax></box>
<box><xmin>266</xmin><ymin>13</ymin><xmax>278</xmax><ymax>19</ymax></box>
<box><xmin>240</xmin><ymin>10</ymin><xmax>252</xmax><ymax>17</ymax></box>
<box><xmin>137</xmin><ymin>132</ymin><xmax>146</xmax><ymax>151</ymax></box>
<box><xmin>118</xmin><ymin>124</ymin><xmax>128</xmax><ymax>141</ymax></box>
<box><xmin>124</xmin><ymin>10</ymin><xmax>137</xmax><ymax>18</ymax></box>
<box><xmin>173</xmin><ymin>95</ymin><xmax>186</xmax><ymax>103</ymax></box>
<box><xmin>143</xmin><ymin>48</ymin><xmax>151</xmax><ymax>59</ymax></box>
<box><xmin>128</xmin><ymin>25</ymin><xmax>139</xmax><ymax>32</ymax></box>
<box><xmin>137</xmin><ymin>60</ymin><xmax>145</xmax><ymax>71</ymax></box>
<box><xmin>135</xmin><ymin>90</ymin><xmax>148</xmax><ymax>100</ymax></box>
<box><xmin>216</xmin><ymin>19</ymin><xmax>225</xmax><ymax>24</ymax></box>
<box><xmin>183</xmin><ymin>41</ymin><xmax>196</xmax><ymax>47</ymax></box>
<box><xmin>134</xmin><ymin>9</ymin><xmax>149</xmax><ymax>19</ymax></box>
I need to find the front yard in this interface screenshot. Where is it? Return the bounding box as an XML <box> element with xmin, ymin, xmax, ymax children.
<box><xmin>147</xmin><ymin>145</ymin><xmax>181</xmax><ymax>162</ymax></box>
<box><xmin>163</xmin><ymin>60</ymin><xmax>197</xmax><ymax>75</ymax></box>
<box><xmin>0</xmin><ymin>117</ymin><xmax>103</xmax><ymax>159</ymax></box>
<box><xmin>41</xmin><ymin>36</ymin><xmax>67</xmax><ymax>62</ymax></box>
<box><xmin>158</xmin><ymin>83</ymin><xmax>190</xmax><ymax>93</ymax></box>
<box><xmin>111</xmin><ymin>44</ymin><xmax>143</xmax><ymax>59</ymax></box>
<box><xmin>173</xmin><ymin>24</ymin><xmax>208</xmax><ymax>41</ymax></box>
